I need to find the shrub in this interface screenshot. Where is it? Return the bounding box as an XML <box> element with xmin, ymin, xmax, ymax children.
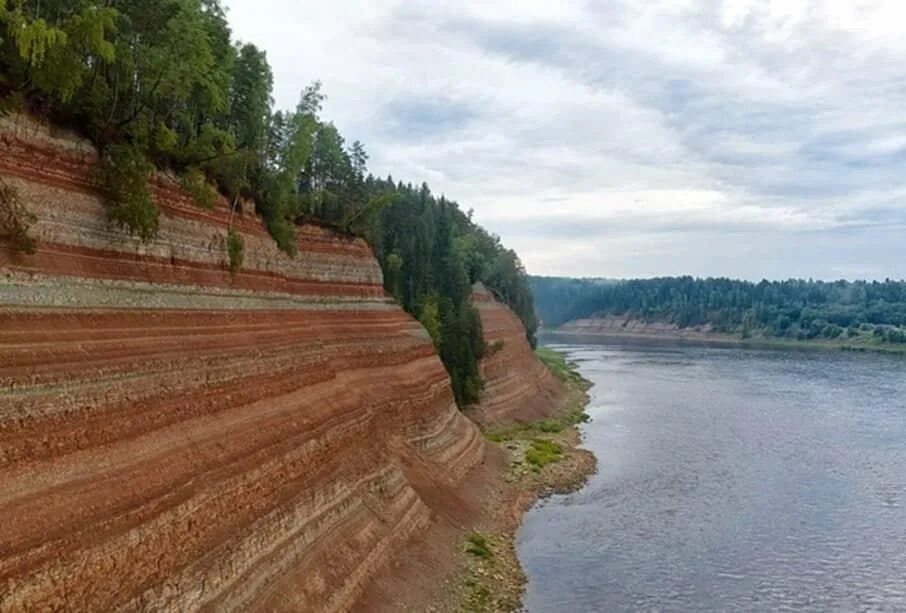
<box><xmin>465</xmin><ymin>533</ymin><xmax>493</xmax><ymax>559</ymax></box>
<box><xmin>96</xmin><ymin>145</ymin><xmax>158</xmax><ymax>242</ymax></box>
<box><xmin>227</xmin><ymin>229</ymin><xmax>244</xmax><ymax>274</ymax></box>
<box><xmin>418</xmin><ymin>296</ymin><xmax>441</xmax><ymax>347</ymax></box>
<box><xmin>180</xmin><ymin>168</ymin><xmax>219</xmax><ymax>210</ymax></box>
<box><xmin>538</xmin><ymin>420</ymin><xmax>564</xmax><ymax>433</ymax></box>
<box><xmin>267</xmin><ymin>216</ymin><xmax>296</xmax><ymax>257</ymax></box>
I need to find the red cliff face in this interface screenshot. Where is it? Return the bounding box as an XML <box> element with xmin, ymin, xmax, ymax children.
<box><xmin>470</xmin><ymin>283</ymin><xmax>564</xmax><ymax>425</ymax></box>
<box><xmin>0</xmin><ymin>116</ymin><xmax>485</xmax><ymax>611</ymax></box>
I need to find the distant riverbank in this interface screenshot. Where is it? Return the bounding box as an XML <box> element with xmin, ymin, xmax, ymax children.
<box><xmin>544</xmin><ymin>318</ymin><xmax>906</xmax><ymax>356</ymax></box>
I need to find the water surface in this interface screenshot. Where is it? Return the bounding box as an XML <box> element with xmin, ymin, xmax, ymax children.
<box><xmin>518</xmin><ymin>343</ymin><xmax>906</xmax><ymax>612</ymax></box>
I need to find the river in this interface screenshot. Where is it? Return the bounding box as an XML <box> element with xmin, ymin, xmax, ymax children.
<box><xmin>517</xmin><ymin>342</ymin><xmax>906</xmax><ymax>612</ymax></box>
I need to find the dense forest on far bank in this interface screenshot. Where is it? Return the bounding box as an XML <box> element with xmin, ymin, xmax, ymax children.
<box><xmin>531</xmin><ymin>276</ymin><xmax>906</xmax><ymax>346</ymax></box>
<box><xmin>0</xmin><ymin>0</ymin><xmax>536</xmax><ymax>406</ymax></box>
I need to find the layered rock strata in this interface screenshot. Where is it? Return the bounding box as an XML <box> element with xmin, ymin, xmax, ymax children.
<box><xmin>0</xmin><ymin>116</ymin><xmax>484</xmax><ymax>612</ymax></box>
<box><xmin>470</xmin><ymin>283</ymin><xmax>563</xmax><ymax>425</ymax></box>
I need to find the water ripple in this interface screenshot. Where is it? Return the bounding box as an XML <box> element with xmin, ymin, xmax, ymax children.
<box><xmin>519</xmin><ymin>345</ymin><xmax>906</xmax><ymax>612</ymax></box>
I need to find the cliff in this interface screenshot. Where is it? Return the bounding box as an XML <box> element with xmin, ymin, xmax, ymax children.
<box><xmin>470</xmin><ymin>283</ymin><xmax>563</xmax><ymax>425</ymax></box>
<box><xmin>0</xmin><ymin>116</ymin><xmax>487</xmax><ymax>611</ymax></box>
<box><xmin>554</xmin><ymin>315</ymin><xmax>718</xmax><ymax>341</ymax></box>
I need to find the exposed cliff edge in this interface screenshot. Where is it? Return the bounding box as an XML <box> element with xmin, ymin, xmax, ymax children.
<box><xmin>360</xmin><ymin>286</ymin><xmax>592</xmax><ymax>612</ymax></box>
<box><xmin>469</xmin><ymin>283</ymin><xmax>564</xmax><ymax>426</ymax></box>
<box><xmin>555</xmin><ymin>315</ymin><xmax>717</xmax><ymax>341</ymax></box>
<box><xmin>0</xmin><ymin>116</ymin><xmax>488</xmax><ymax>611</ymax></box>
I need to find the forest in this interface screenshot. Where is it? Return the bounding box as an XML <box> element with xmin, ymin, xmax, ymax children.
<box><xmin>0</xmin><ymin>0</ymin><xmax>537</xmax><ymax>405</ymax></box>
<box><xmin>531</xmin><ymin>276</ymin><xmax>906</xmax><ymax>344</ymax></box>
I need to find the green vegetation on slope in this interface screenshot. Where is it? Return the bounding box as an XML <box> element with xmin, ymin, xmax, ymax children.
<box><xmin>460</xmin><ymin>347</ymin><xmax>594</xmax><ymax>612</ymax></box>
<box><xmin>483</xmin><ymin>348</ymin><xmax>590</xmax><ymax>445</ymax></box>
<box><xmin>0</xmin><ymin>0</ymin><xmax>538</xmax><ymax>406</ymax></box>
<box><xmin>535</xmin><ymin>346</ymin><xmax>588</xmax><ymax>387</ymax></box>
<box><xmin>532</xmin><ymin>276</ymin><xmax>906</xmax><ymax>347</ymax></box>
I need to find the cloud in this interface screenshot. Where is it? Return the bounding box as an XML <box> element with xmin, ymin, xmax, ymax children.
<box><xmin>222</xmin><ymin>0</ymin><xmax>906</xmax><ymax>280</ymax></box>
<box><xmin>377</xmin><ymin>96</ymin><xmax>479</xmax><ymax>142</ymax></box>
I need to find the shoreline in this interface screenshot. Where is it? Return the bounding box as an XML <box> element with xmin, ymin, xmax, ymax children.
<box><xmin>453</xmin><ymin>353</ymin><xmax>597</xmax><ymax>611</ymax></box>
<box><xmin>355</xmin><ymin>349</ymin><xmax>596</xmax><ymax>613</ymax></box>
<box><xmin>543</xmin><ymin>328</ymin><xmax>906</xmax><ymax>356</ymax></box>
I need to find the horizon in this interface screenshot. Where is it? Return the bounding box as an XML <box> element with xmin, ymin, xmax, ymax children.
<box><xmin>223</xmin><ymin>0</ymin><xmax>906</xmax><ymax>281</ymax></box>
<box><xmin>529</xmin><ymin>273</ymin><xmax>906</xmax><ymax>283</ymax></box>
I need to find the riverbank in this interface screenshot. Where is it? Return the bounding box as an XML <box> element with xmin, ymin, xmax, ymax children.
<box><xmin>454</xmin><ymin>349</ymin><xmax>596</xmax><ymax>611</ymax></box>
<box><xmin>544</xmin><ymin>326</ymin><xmax>906</xmax><ymax>356</ymax></box>
<box><xmin>358</xmin><ymin>348</ymin><xmax>595</xmax><ymax>612</ymax></box>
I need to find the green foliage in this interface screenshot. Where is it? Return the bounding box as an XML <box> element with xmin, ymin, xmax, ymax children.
<box><xmin>418</xmin><ymin>294</ymin><xmax>442</xmax><ymax>348</ymax></box>
<box><xmin>384</xmin><ymin>251</ymin><xmax>404</xmax><ymax>302</ymax></box>
<box><xmin>535</xmin><ymin>347</ymin><xmax>587</xmax><ymax>387</ymax></box>
<box><xmin>0</xmin><ymin>0</ymin><xmax>542</xmax><ymax>404</ymax></box>
<box><xmin>226</xmin><ymin>228</ymin><xmax>244</xmax><ymax>274</ymax></box>
<box><xmin>266</xmin><ymin>215</ymin><xmax>296</xmax><ymax>257</ymax></box>
<box><xmin>532</xmin><ymin>276</ymin><xmax>906</xmax><ymax>345</ymax></box>
<box><xmin>0</xmin><ymin>178</ymin><xmax>37</xmax><ymax>254</ymax></box>
<box><xmin>96</xmin><ymin>145</ymin><xmax>158</xmax><ymax>242</ymax></box>
<box><xmin>180</xmin><ymin>168</ymin><xmax>218</xmax><ymax>209</ymax></box>
<box><xmin>229</xmin><ymin>43</ymin><xmax>273</xmax><ymax>151</ymax></box>
<box><xmin>525</xmin><ymin>439</ymin><xmax>563</xmax><ymax>468</ymax></box>
<box><xmin>367</xmin><ymin>181</ymin><xmax>536</xmax><ymax>406</ymax></box>
<box><xmin>465</xmin><ymin>533</ymin><xmax>493</xmax><ymax>559</ymax></box>
<box><xmin>2</xmin><ymin>8</ymin><xmax>68</xmax><ymax>66</ymax></box>
<box><xmin>537</xmin><ymin>420</ymin><xmax>564</xmax><ymax>433</ymax></box>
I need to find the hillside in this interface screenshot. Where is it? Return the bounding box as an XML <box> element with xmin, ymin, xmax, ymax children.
<box><xmin>0</xmin><ymin>0</ymin><xmax>538</xmax><ymax>409</ymax></box>
<box><xmin>532</xmin><ymin>275</ymin><xmax>906</xmax><ymax>349</ymax></box>
<box><xmin>0</xmin><ymin>115</ymin><xmax>570</xmax><ymax>611</ymax></box>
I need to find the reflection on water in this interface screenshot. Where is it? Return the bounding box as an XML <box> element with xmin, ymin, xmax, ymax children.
<box><xmin>518</xmin><ymin>343</ymin><xmax>906</xmax><ymax>612</ymax></box>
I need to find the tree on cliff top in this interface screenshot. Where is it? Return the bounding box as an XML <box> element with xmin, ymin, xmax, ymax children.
<box><xmin>0</xmin><ymin>0</ymin><xmax>539</xmax><ymax>405</ymax></box>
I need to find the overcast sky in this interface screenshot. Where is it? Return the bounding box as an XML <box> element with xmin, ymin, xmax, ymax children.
<box><xmin>222</xmin><ymin>0</ymin><xmax>906</xmax><ymax>281</ymax></box>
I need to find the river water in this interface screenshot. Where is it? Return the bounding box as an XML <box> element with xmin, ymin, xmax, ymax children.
<box><xmin>517</xmin><ymin>342</ymin><xmax>906</xmax><ymax>612</ymax></box>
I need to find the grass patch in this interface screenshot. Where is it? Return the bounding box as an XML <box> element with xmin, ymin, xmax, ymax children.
<box><xmin>536</xmin><ymin>346</ymin><xmax>588</xmax><ymax>387</ymax></box>
<box><xmin>466</xmin><ymin>533</ymin><xmax>493</xmax><ymax>559</ymax></box>
<box><xmin>463</xmin><ymin>580</ymin><xmax>492</xmax><ymax>610</ymax></box>
<box><xmin>484</xmin><ymin>431</ymin><xmax>509</xmax><ymax>443</ymax></box>
<box><xmin>481</xmin><ymin>404</ymin><xmax>590</xmax><ymax>444</ymax></box>
<box><xmin>525</xmin><ymin>438</ymin><xmax>563</xmax><ymax>468</ymax></box>
<box><xmin>481</xmin><ymin>349</ymin><xmax>591</xmax><ymax>444</ymax></box>
<box><xmin>537</xmin><ymin>419</ymin><xmax>564</xmax><ymax>433</ymax></box>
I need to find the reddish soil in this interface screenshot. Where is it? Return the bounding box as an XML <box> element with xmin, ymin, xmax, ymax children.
<box><xmin>0</xmin><ymin>115</ymin><xmax>574</xmax><ymax>612</ymax></box>
<box><xmin>469</xmin><ymin>283</ymin><xmax>564</xmax><ymax>426</ymax></box>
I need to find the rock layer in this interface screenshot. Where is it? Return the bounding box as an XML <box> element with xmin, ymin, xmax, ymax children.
<box><xmin>470</xmin><ymin>283</ymin><xmax>563</xmax><ymax>425</ymax></box>
<box><xmin>0</xmin><ymin>116</ymin><xmax>485</xmax><ymax>612</ymax></box>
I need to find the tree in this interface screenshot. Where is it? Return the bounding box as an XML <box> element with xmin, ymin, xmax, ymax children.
<box><xmin>0</xmin><ymin>3</ymin><xmax>544</xmax><ymax>407</ymax></box>
<box><xmin>229</xmin><ymin>43</ymin><xmax>272</xmax><ymax>152</ymax></box>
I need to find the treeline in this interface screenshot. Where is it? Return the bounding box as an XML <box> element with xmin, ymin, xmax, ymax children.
<box><xmin>0</xmin><ymin>0</ymin><xmax>537</xmax><ymax>405</ymax></box>
<box><xmin>531</xmin><ymin>276</ymin><xmax>906</xmax><ymax>343</ymax></box>
<box><xmin>364</xmin><ymin>178</ymin><xmax>537</xmax><ymax>404</ymax></box>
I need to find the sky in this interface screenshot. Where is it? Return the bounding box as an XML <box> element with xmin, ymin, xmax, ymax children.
<box><xmin>222</xmin><ymin>0</ymin><xmax>906</xmax><ymax>281</ymax></box>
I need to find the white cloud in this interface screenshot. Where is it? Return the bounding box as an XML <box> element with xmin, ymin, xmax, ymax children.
<box><xmin>222</xmin><ymin>0</ymin><xmax>906</xmax><ymax>280</ymax></box>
